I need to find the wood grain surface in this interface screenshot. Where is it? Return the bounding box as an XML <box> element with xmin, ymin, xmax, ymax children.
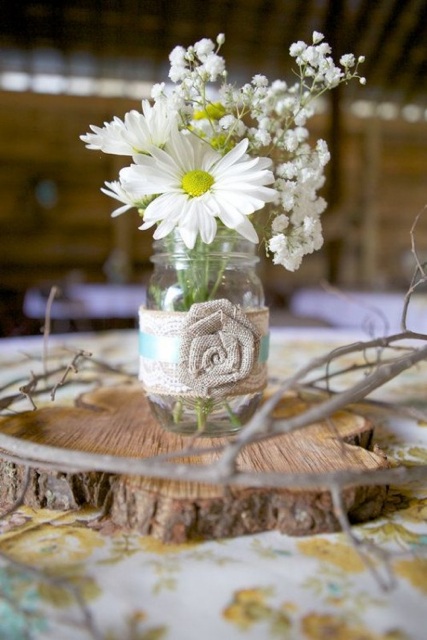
<box><xmin>0</xmin><ymin>385</ymin><xmax>390</xmax><ymax>542</ymax></box>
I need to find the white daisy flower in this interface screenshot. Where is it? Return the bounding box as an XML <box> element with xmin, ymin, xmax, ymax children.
<box><xmin>80</xmin><ymin>116</ymin><xmax>130</xmax><ymax>155</ymax></box>
<box><xmin>120</xmin><ymin>132</ymin><xmax>277</xmax><ymax>249</ymax></box>
<box><xmin>122</xmin><ymin>100</ymin><xmax>177</xmax><ymax>154</ymax></box>
<box><xmin>100</xmin><ymin>181</ymin><xmax>136</xmax><ymax>217</ymax></box>
<box><xmin>80</xmin><ymin>100</ymin><xmax>177</xmax><ymax>156</ymax></box>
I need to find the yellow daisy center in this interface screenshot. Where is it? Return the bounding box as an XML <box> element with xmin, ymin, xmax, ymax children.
<box><xmin>182</xmin><ymin>170</ymin><xmax>214</xmax><ymax>197</ymax></box>
<box><xmin>193</xmin><ymin>102</ymin><xmax>226</xmax><ymax>121</ymax></box>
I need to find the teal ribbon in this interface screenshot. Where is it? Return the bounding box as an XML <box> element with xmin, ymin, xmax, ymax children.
<box><xmin>259</xmin><ymin>334</ymin><xmax>270</xmax><ymax>362</ymax></box>
<box><xmin>139</xmin><ymin>331</ymin><xmax>270</xmax><ymax>363</ymax></box>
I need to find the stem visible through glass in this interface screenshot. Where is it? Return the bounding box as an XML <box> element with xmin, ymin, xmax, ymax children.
<box><xmin>163</xmin><ymin>231</ymin><xmax>238</xmax><ymax>310</ymax></box>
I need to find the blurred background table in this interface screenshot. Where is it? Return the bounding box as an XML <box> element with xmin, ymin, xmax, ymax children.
<box><xmin>0</xmin><ymin>326</ymin><xmax>426</xmax><ymax>640</ymax></box>
<box><xmin>22</xmin><ymin>283</ymin><xmax>147</xmax><ymax>333</ymax></box>
<box><xmin>290</xmin><ymin>287</ymin><xmax>427</xmax><ymax>333</ymax></box>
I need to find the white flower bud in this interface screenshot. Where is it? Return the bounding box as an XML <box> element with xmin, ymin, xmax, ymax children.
<box><xmin>312</xmin><ymin>31</ymin><xmax>324</xmax><ymax>44</ymax></box>
<box><xmin>272</xmin><ymin>214</ymin><xmax>289</xmax><ymax>232</ymax></box>
<box><xmin>169</xmin><ymin>46</ymin><xmax>186</xmax><ymax>66</ymax></box>
<box><xmin>151</xmin><ymin>83</ymin><xmax>165</xmax><ymax>99</ymax></box>
<box><xmin>194</xmin><ymin>38</ymin><xmax>215</xmax><ymax>59</ymax></box>
<box><xmin>340</xmin><ymin>53</ymin><xmax>355</xmax><ymax>68</ymax></box>
<box><xmin>289</xmin><ymin>41</ymin><xmax>306</xmax><ymax>58</ymax></box>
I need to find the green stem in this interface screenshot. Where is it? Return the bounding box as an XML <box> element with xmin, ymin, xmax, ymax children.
<box><xmin>172</xmin><ymin>398</ymin><xmax>184</xmax><ymax>424</ymax></box>
<box><xmin>208</xmin><ymin>259</ymin><xmax>226</xmax><ymax>300</ymax></box>
<box><xmin>196</xmin><ymin>398</ymin><xmax>207</xmax><ymax>432</ymax></box>
<box><xmin>161</xmin><ymin>230</ymin><xmax>240</xmax><ymax>310</ymax></box>
<box><xmin>207</xmin><ymin>232</ymin><xmax>239</xmax><ymax>301</ymax></box>
<box><xmin>223</xmin><ymin>401</ymin><xmax>242</xmax><ymax>428</ymax></box>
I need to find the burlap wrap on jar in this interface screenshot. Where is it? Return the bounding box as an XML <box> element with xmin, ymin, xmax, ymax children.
<box><xmin>139</xmin><ymin>299</ymin><xmax>269</xmax><ymax>399</ymax></box>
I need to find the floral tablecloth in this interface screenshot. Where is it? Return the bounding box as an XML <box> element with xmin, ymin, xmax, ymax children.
<box><xmin>0</xmin><ymin>327</ymin><xmax>426</xmax><ymax>640</ymax></box>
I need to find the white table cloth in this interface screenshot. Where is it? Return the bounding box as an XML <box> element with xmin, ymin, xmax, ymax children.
<box><xmin>0</xmin><ymin>327</ymin><xmax>426</xmax><ymax>640</ymax></box>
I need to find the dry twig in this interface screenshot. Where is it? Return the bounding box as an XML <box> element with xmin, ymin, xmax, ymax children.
<box><xmin>401</xmin><ymin>206</ymin><xmax>427</xmax><ymax>331</ymax></box>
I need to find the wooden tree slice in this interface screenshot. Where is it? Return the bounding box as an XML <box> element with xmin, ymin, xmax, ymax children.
<box><xmin>0</xmin><ymin>384</ymin><xmax>389</xmax><ymax>542</ymax></box>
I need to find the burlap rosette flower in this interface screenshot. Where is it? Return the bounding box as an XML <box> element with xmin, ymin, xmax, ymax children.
<box><xmin>177</xmin><ymin>299</ymin><xmax>261</xmax><ymax>398</ymax></box>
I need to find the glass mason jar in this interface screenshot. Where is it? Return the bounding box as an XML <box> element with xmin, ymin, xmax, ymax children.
<box><xmin>139</xmin><ymin>229</ymin><xmax>269</xmax><ymax>436</ymax></box>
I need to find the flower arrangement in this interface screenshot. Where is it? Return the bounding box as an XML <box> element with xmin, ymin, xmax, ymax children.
<box><xmin>80</xmin><ymin>32</ymin><xmax>365</xmax><ymax>434</ymax></box>
<box><xmin>81</xmin><ymin>31</ymin><xmax>365</xmax><ymax>273</ymax></box>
